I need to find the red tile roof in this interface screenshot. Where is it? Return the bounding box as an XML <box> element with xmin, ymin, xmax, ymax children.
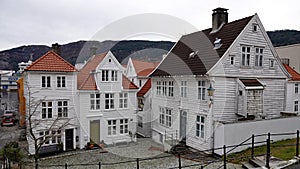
<box><xmin>137</xmin><ymin>79</ymin><xmax>151</xmax><ymax>97</ymax></box>
<box><xmin>131</xmin><ymin>59</ymin><xmax>159</xmax><ymax>77</ymax></box>
<box><xmin>122</xmin><ymin>75</ymin><xmax>138</xmax><ymax>89</ymax></box>
<box><xmin>283</xmin><ymin>64</ymin><xmax>300</xmax><ymax>81</ymax></box>
<box><xmin>25</xmin><ymin>51</ymin><xmax>77</xmax><ymax>72</ymax></box>
<box><xmin>77</xmin><ymin>52</ymin><xmax>138</xmax><ymax>90</ymax></box>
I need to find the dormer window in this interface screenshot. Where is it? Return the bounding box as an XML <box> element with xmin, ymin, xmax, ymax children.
<box><xmin>111</xmin><ymin>70</ymin><xmax>118</xmax><ymax>81</ymax></box>
<box><xmin>101</xmin><ymin>70</ymin><xmax>118</xmax><ymax>82</ymax></box>
<box><xmin>214</xmin><ymin>38</ymin><xmax>222</xmax><ymax>49</ymax></box>
<box><xmin>102</xmin><ymin>70</ymin><xmax>109</xmax><ymax>81</ymax></box>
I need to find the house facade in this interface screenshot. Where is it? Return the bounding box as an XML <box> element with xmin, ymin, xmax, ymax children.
<box><xmin>24</xmin><ymin>51</ymin><xmax>78</xmax><ymax>154</ymax></box>
<box><xmin>276</xmin><ymin>43</ymin><xmax>300</xmax><ymax>73</ymax></box>
<box><xmin>150</xmin><ymin>8</ymin><xmax>289</xmax><ymax>151</ymax></box>
<box><xmin>125</xmin><ymin>58</ymin><xmax>159</xmax><ymax>137</ymax></box>
<box><xmin>77</xmin><ymin>51</ymin><xmax>138</xmax><ymax>148</ymax></box>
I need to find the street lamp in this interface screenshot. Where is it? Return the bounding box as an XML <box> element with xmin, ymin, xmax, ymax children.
<box><xmin>207</xmin><ymin>83</ymin><xmax>215</xmax><ymax>97</ymax></box>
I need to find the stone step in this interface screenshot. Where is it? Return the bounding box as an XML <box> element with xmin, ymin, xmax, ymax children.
<box><xmin>249</xmin><ymin>157</ymin><xmax>266</xmax><ymax>168</ymax></box>
<box><xmin>241</xmin><ymin>161</ymin><xmax>256</xmax><ymax>169</ymax></box>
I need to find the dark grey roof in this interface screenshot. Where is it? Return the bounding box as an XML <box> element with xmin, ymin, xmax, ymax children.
<box><xmin>151</xmin><ymin>15</ymin><xmax>254</xmax><ymax>76</ymax></box>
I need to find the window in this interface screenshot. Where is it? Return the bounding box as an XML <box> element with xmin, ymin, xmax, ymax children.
<box><xmin>180</xmin><ymin>81</ymin><xmax>187</xmax><ymax>98</ymax></box>
<box><xmin>253</xmin><ymin>24</ymin><xmax>258</xmax><ymax>32</ymax></box>
<box><xmin>137</xmin><ymin>116</ymin><xmax>143</xmax><ymax>128</ymax></box>
<box><xmin>295</xmin><ymin>84</ymin><xmax>299</xmax><ymax>94</ymax></box>
<box><xmin>108</xmin><ymin>120</ymin><xmax>117</xmax><ymax>135</ymax></box>
<box><xmin>39</xmin><ymin>130</ymin><xmax>61</xmax><ymax>145</ymax></box>
<box><xmin>294</xmin><ymin>101</ymin><xmax>299</xmax><ymax>112</ymax></box>
<box><xmin>230</xmin><ymin>56</ymin><xmax>234</xmax><ymax>65</ymax></box>
<box><xmin>139</xmin><ymin>80</ymin><xmax>142</xmax><ymax>87</ymax></box>
<box><xmin>196</xmin><ymin>115</ymin><xmax>205</xmax><ymax>138</ymax></box>
<box><xmin>198</xmin><ymin>80</ymin><xmax>206</xmax><ymax>100</ymax></box>
<box><xmin>57</xmin><ymin>100</ymin><xmax>68</xmax><ymax>117</ymax></box>
<box><xmin>102</xmin><ymin>70</ymin><xmax>109</xmax><ymax>81</ymax></box>
<box><xmin>162</xmin><ymin>81</ymin><xmax>167</xmax><ymax>96</ymax></box>
<box><xmin>138</xmin><ymin>98</ymin><xmax>144</xmax><ymax>111</ymax></box>
<box><xmin>57</xmin><ymin>76</ymin><xmax>66</xmax><ymax>88</ymax></box>
<box><xmin>105</xmin><ymin>93</ymin><xmax>114</xmax><ymax>110</ymax></box>
<box><xmin>241</xmin><ymin>46</ymin><xmax>251</xmax><ymax>66</ymax></box>
<box><xmin>255</xmin><ymin>47</ymin><xmax>263</xmax><ymax>67</ymax></box>
<box><xmin>119</xmin><ymin>93</ymin><xmax>128</xmax><ymax>108</ymax></box>
<box><xmin>270</xmin><ymin>59</ymin><xmax>275</xmax><ymax>68</ymax></box>
<box><xmin>168</xmin><ymin>81</ymin><xmax>174</xmax><ymax>97</ymax></box>
<box><xmin>165</xmin><ymin>108</ymin><xmax>172</xmax><ymax>127</ymax></box>
<box><xmin>120</xmin><ymin>119</ymin><xmax>129</xmax><ymax>134</ymax></box>
<box><xmin>41</xmin><ymin>76</ymin><xmax>51</xmax><ymax>88</ymax></box>
<box><xmin>90</xmin><ymin>93</ymin><xmax>100</xmax><ymax>110</ymax></box>
<box><xmin>157</xmin><ymin>81</ymin><xmax>162</xmax><ymax>95</ymax></box>
<box><xmin>111</xmin><ymin>70</ymin><xmax>117</xmax><ymax>81</ymax></box>
<box><xmin>42</xmin><ymin>101</ymin><xmax>52</xmax><ymax>119</ymax></box>
<box><xmin>159</xmin><ymin>107</ymin><xmax>172</xmax><ymax>127</ymax></box>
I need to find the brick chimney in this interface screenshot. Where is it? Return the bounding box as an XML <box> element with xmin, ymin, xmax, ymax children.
<box><xmin>212</xmin><ymin>7</ymin><xmax>228</xmax><ymax>32</ymax></box>
<box><xmin>52</xmin><ymin>43</ymin><xmax>61</xmax><ymax>55</ymax></box>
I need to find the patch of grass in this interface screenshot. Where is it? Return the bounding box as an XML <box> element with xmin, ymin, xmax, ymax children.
<box><xmin>227</xmin><ymin>138</ymin><xmax>299</xmax><ymax>163</ymax></box>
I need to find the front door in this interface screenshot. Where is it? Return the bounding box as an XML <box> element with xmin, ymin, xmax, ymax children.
<box><xmin>180</xmin><ymin>111</ymin><xmax>187</xmax><ymax>141</ymax></box>
<box><xmin>90</xmin><ymin>120</ymin><xmax>100</xmax><ymax>144</ymax></box>
<box><xmin>65</xmin><ymin>129</ymin><xmax>74</xmax><ymax>151</ymax></box>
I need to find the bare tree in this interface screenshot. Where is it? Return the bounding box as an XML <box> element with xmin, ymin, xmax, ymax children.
<box><xmin>24</xmin><ymin>83</ymin><xmax>72</xmax><ymax>169</ymax></box>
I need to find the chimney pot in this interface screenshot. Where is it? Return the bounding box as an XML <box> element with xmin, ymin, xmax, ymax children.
<box><xmin>52</xmin><ymin>43</ymin><xmax>61</xmax><ymax>55</ymax></box>
<box><xmin>212</xmin><ymin>7</ymin><xmax>228</xmax><ymax>32</ymax></box>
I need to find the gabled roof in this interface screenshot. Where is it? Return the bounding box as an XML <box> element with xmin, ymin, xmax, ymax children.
<box><xmin>77</xmin><ymin>52</ymin><xmax>138</xmax><ymax>90</ymax></box>
<box><xmin>137</xmin><ymin>79</ymin><xmax>151</xmax><ymax>97</ymax></box>
<box><xmin>131</xmin><ymin>59</ymin><xmax>159</xmax><ymax>77</ymax></box>
<box><xmin>283</xmin><ymin>64</ymin><xmax>300</xmax><ymax>81</ymax></box>
<box><xmin>151</xmin><ymin>15</ymin><xmax>253</xmax><ymax>76</ymax></box>
<box><xmin>25</xmin><ymin>51</ymin><xmax>77</xmax><ymax>72</ymax></box>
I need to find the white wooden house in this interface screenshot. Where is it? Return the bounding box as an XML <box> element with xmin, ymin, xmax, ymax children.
<box><xmin>283</xmin><ymin>64</ymin><xmax>300</xmax><ymax>114</ymax></box>
<box><xmin>125</xmin><ymin>58</ymin><xmax>159</xmax><ymax>137</ymax></box>
<box><xmin>150</xmin><ymin>8</ymin><xmax>290</xmax><ymax>152</ymax></box>
<box><xmin>77</xmin><ymin>51</ymin><xmax>139</xmax><ymax>148</ymax></box>
<box><xmin>24</xmin><ymin>51</ymin><xmax>78</xmax><ymax>154</ymax></box>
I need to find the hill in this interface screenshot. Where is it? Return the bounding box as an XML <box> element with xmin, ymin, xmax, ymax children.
<box><xmin>1</xmin><ymin>29</ymin><xmax>300</xmax><ymax>71</ymax></box>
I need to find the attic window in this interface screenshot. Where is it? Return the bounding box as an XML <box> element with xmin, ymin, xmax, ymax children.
<box><xmin>189</xmin><ymin>51</ymin><xmax>198</xmax><ymax>58</ymax></box>
<box><xmin>214</xmin><ymin>38</ymin><xmax>222</xmax><ymax>49</ymax></box>
<box><xmin>109</xmin><ymin>59</ymin><xmax>112</xmax><ymax>62</ymax></box>
<box><xmin>252</xmin><ymin>24</ymin><xmax>258</xmax><ymax>32</ymax></box>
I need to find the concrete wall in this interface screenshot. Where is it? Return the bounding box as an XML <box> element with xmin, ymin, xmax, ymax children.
<box><xmin>214</xmin><ymin>116</ymin><xmax>300</xmax><ymax>155</ymax></box>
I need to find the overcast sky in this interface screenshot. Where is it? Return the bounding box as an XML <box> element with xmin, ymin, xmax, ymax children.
<box><xmin>0</xmin><ymin>0</ymin><xmax>299</xmax><ymax>51</ymax></box>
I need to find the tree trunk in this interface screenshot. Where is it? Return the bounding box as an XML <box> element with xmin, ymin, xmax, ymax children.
<box><xmin>34</xmin><ymin>156</ymin><xmax>38</xmax><ymax>169</ymax></box>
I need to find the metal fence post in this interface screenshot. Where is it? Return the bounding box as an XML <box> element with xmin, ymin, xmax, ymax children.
<box><xmin>136</xmin><ymin>158</ymin><xmax>139</xmax><ymax>169</ymax></box>
<box><xmin>251</xmin><ymin>134</ymin><xmax>255</xmax><ymax>159</ymax></box>
<box><xmin>98</xmin><ymin>162</ymin><xmax>101</xmax><ymax>169</ymax></box>
<box><xmin>65</xmin><ymin>163</ymin><xmax>67</xmax><ymax>169</ymax></box>
<box><xmin>178</xmin><ymin>154</ymin><xmax>182</xmax><ymax>169</ymax></box>
<box><xmin>297</xmin><ymin>130</ymin><xmax>299</xmax><ymax>157</ymax></box>
<box><xmin>266</xmin><ymin>138</ymin><xmax>270</xmax><ymax>169</ymax></box>
<box><xmin>223</xmin><ymin>145</ymin><xmax>226</xmax><ymax>169</ymax></box>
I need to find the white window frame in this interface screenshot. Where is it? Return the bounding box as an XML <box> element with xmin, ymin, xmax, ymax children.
<box><xmin>108</xmin><ymin>120</ymin><xmax>117</xmax><ymax>135</ymax></box>
<box><xmin>196</xmin><ymin>115</ymin><xmax>205</xmax><ymax>139</ymax></box>
<box><xmin>241</xmin><ymin>46</ymin><xmax>251</xmax><ymax>66</ymax></box>
<box><xmin>38</xmin><ymin>130</ymin><xmax>61</xmax><ymax>145</ymax></box>
<box><xmin>105</xmin><ymin>93</ymin><xmax>115</xmax><ymax>110</ymax></box>
<box><xmin>255</xmin><ymin>47</ymin><xmax>263</xmax><ymax>67</ymax></box>
<box><xmin>42</xmin><ymin>101</ymin><xmax>53</xmax><ymax>119</ymax></box>
<box><xmin>157</xmin><ymin>81</ymin><xmax>162</xmax><ymax>96</ymax></box>
<box><xmin>168</xmin><ymin>81</ymin><xmax>174</xmax><ymax>97</ymax></box>
<box><xmin>270</xmin><ymin>59</ymin><xmax>275</xmax><ymax>68</ymax></box>
<box><xmin>41</xmin><ymin>75</ymin><xmax>51</xmax><ymax>88</ymax></box>
<box><xmin>159</xmin><ymin>107</ymin><xmax>172</xmax><ymax>127</ymax></box>
<box><xmin>230</xmin><ymin>55</ymin><xmax>235</xmax><ymax>65</ymax></box>
<box><xmin>57</xmin><ymin>100</ymin><xmax>68</xmax><ymax>117</ymax></box>
<box><xmin>162</xmin><ymin>81</ymin><xmax>167</xmax><ymax>96</ymax></box>
<box><xmin>90</xmin><ymin>93</ymin><xmax>100</xmax><ymax>110</ymax></box>
<box><xmin>137</xmin><ymin>116</ymin><xmax>143</xmax><ymax>128</ymax></box>
<box><xmin>57</xmin><ymin>76</ymin><xmax>66</xmax><ymax>88</ymax></box>
<box><xmin>295</xmin><ymin>83</ymin><xmax>299</xmax><ymax>94</ymax></box>
<box><xmin>180</xmin><ymin>81</ymin><xmax>187</xmax><ymax>98</ymax></box>
<box><xmin>102</xmin><ymin>70</ymin><xmax>109</xmax><ymax>81</ymax></box>
<box><xmin>119</xmin><ymin>93</ymin><xmax>128</xmax><ymax>108</ymax></box>
<box><xmin>120</xmin><ymin>119</ymin><xmax>129</xmax><ymax>134</ymax></box>
<box><xmin>111</xmin><ymin>70</ymin><xmax>118</xmax><ymax>81</ymax></box>
<box><xmin>198</xmin><ymin>80</ymin><xmax>206</xmax><ymax>100</ymax></box>
<box><xmin>294</xmin><ymin>100</ymin><xmax>299</xmax><ymax>112</ymax></box>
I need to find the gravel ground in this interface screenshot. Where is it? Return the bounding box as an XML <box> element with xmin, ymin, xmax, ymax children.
<box><xmin>22</xmin><ymin>138</ymin><xmax>242</xmax><ymax>169</ymax></box>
